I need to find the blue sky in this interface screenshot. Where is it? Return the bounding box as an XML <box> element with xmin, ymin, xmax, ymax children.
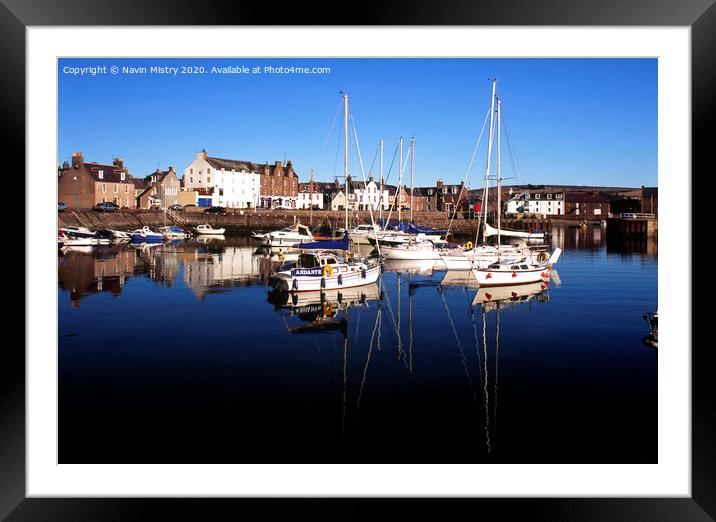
<box><xmin>58</xmin><ymin>58</ymin><xmax>657</xmax><ymax>188</ymax></box>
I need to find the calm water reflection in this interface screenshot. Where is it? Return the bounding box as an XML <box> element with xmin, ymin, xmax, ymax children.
<box><xmin>58</xmin><ymin>225</ymin><xmax>657</xmax><ymax>463</ymax></box>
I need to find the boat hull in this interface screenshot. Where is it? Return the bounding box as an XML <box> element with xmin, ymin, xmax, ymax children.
<box><xmin>470</xmin><ymin>266</ymin><xmax>551</xmax><ymax>287</ymax></box>
<box><xmin>271</xmin><ymin>265</ymin><xmax>381</xmax><ymax>292</ymax></box>
<box><xmin>381</xmin><ymin>244</ymin><xmax>442</xmax><ymax>261</ymax></box>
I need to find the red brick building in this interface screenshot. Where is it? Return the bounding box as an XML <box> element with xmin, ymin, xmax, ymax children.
<box><xmin>259</xmin><ymin>160</ymin><xmax>299</xmax><ymax>207</ymax></box>
<box><xmin>58</xmin><ymin>152</ymin><xmax>138</xmax><ymax>209</ymax></box>
<box><xmin>565</xmin><ymin>191</ymin><xmax>611</xmax><ymax>217</ymax></box>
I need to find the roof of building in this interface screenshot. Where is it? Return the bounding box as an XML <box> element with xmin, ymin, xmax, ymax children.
<box><xmin>205</xmin><ymin>156</ymin><xmax>296</xmax><ymax>176</ymax></box>
<box><xmin>144</xmin><ymin>168</ymin><xmax>177</xmax><ymax>184</ymax></box>
<box><xmin>81</xmin><ymin>162</ymin><xmax>130</xmax><ymax>184</ymax></box>
<box><xmin>566</xmin><ymin>192</ymin><xmax>611</xmax><ymax>203</ymax></box>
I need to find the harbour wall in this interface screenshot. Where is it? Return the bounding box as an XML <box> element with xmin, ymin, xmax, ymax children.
<box><xmin>58</xmin><ymin>209</ymin><xmax>555</xmax><ymax>236</ymax></box>
<box><xmin>606</xmin><ymin>217</ymin><xmax>658</xmax><ymax>239</ymax></box>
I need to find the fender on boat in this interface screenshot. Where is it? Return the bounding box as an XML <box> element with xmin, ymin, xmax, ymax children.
<box><xmin>547</xmin><ymin>247</ymin><xmax>562</xmax><ymax>267</ymax></box>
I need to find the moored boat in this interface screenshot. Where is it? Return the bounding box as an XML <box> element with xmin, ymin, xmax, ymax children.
<box><xmin>195</xmin><ymin>224</ymin><xmax>226</xmax><ymax>235</ymax></box>
<box><xmin>159</xmin><ymin>225</ymin><xmax>191</xmax><ymax>239</ymax></box>
<box><xmin>642</xmin><ymin>310</ymin><xmax>658</xmax><ymax>348</ymax></box>
<box><xmin>471</xmin><ymin>248</ymin><xmax>561</xmax><ymax>286</ymax></box>
<box><xmin>269</xmin><ymin>251</ymin><xmax>380</xmax><ymax>292</ymax></box>
<box><xmin>256</xmin><ymin>223</ymin><xmax>313</xmax><ymax>246</ymax></box>
<box><xmin>131</xmin><ymin>226</ymin><xmax>164</xmax><ymax>243</ymax></box>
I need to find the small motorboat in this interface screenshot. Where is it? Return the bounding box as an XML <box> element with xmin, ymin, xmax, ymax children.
<box><xmin>131</xmin><ymin>226</ymin><xmax>164</xmax><ymax>243</ymax></box>
<box><xmin>59</xmin><ymin>226</ymin><xmax>96</xmax><ymax>239</ymax></box>
<box><xmin>58</xmin><ymin>231</ymin><xmax>94</xmax><ymax>247</ymax></box>
<box><xmin>195</xmin><ymin>224</ymin><xmax>226</xmax><ymax>235</ymax></box>
<box><xmin>59</xmin><ymin>226</ymin><xmax>110</xmax><ymax>245</ymax></box>
<box><xmin>269</xmin><ymin>251</ymin><xmax>380</xmax><ymax>292</ymax></box>
<box><xmin>104</xmin><ymin>228</ymin><xmax>132</xmax><ymax>240</ymax></box>
<box><xmin>256</xmin><ymin>223</ymin><xmax>314</xmax><ymax>246</ymax></box>
<box><xmin>159</xmin><ymin>225</ymin><xmax>191</xmax><ymax>239</ymax></box>
<box><xmin>642</xmin><ymin>310</ymin><xmax>658</xmax><ymax>349</ymax></box>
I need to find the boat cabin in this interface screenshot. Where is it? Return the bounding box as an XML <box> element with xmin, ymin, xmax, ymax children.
<box><xmin>296</xmin><ymin>252</ymin><xmax>345</xmax><ymax>269</ymax></box>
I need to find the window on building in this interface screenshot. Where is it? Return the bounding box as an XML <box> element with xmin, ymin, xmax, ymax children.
<box><xmin>452</xmin><ymin>187</ymin><xmax>457</xmax><ymax>194</ymax></box>
<box><xmin>535</xmin><ymin>194</ymin><xmax>540</xmax><ymax>199</ymax></box>
<box><xmin>98</xmin><ymin>171</ymin><xmax>103</xmax><ymax>179</ymax></box>
<box><xmin>556</xmin><ymin>194</ymin><xmax>563</xmax><ymax>199</ymax></box>
<box><xmin>207</xmin><ymin>177</ymin><xmax>210</xmax><ymax>184</ymax></box>
<box><xmin>102</xmin><ymin>183</ymin><xmax>106</xmax><ymax>193</ymax></box>
<box><xmin>114</xmin><ymin>184</ymin><xmax>118</xmax><ymax>193</ymax></box>
<box><xmin>547</xmin><ymin>194</ymin><xmax>552</xmax><ymax>199</ymax></box>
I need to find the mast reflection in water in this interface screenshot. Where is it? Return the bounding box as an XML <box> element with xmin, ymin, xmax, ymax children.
<box><xmin>58</xmin><ymin>226</ymin><xmax>657</xmax><ymax>464</ymax></box>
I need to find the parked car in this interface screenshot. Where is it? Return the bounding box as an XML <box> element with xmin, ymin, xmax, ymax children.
<box><xmin>93</xmin><ymin>202</ymin><xmax>119</xmax><ymax>212</ymax></box>
<box><xmin>57</xmin><ymin>201</ymin><xmax>68</xmax><ymax>212</ymax></box>
<box><xmin>169</xmin><ymin>204</ymin><xmax>184</xmax><ymax>211</ymax></box>
<box><xmin>204</xmin><ymin>206</ymin><xmax>226</xmax><ymax>214</ymax></box>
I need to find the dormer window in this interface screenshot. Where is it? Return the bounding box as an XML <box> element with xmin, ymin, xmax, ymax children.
<box><xmin>535</xmin><ymin>194</ymin><xmax>541</xmax><ymax>199</ymax></box>
<box><xmin>98</xmin><ymin>170</ymin><xmax>104</xmax><ymax>179</ymax></box>
<box><xmin>120</xmin><ymin>172</ymin><xmax>125</xmax><ymax>181</ymax></box>
<box><xmin>547</xmin><ymin>194</ymin><xmax>552</xmax><ymax>199</ymax></box>
<box><xmin>556</xmin><ymin>194</ymin><xmax>563</xmax><ymax>199</ymax></box>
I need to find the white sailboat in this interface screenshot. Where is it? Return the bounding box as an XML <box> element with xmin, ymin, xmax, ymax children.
<box><xmin>440</xmin><ymin>80</ymin><xmax>558</xmax><ymax>273</ymax></box>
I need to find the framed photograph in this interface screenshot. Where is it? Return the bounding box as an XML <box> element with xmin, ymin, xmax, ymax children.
<box><xmin>6</xmin><ymin>1</ymin><xmax>710</xmax><ymax>519</ymax></box>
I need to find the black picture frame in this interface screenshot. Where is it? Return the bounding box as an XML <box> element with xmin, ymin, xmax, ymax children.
<box><xmin>4</xmin><ymin>1</ymin><xmax>708</xmax><ymax>520</ymax></box>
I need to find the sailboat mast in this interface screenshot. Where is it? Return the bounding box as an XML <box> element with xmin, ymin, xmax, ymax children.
<box><xmin>480</xmin><ymin>80</ymin><xmax>497</xmax><ymax>246</ymax></box>
<box><xmin>343</xmin><ymin>93</ymin><xmax>349</xmax><ymax>230</ymax></box>
<box><xmin>398</xmin><ymin>136</ymin><xmax>403</xmax><ymax>223</ymax></box>
<box><xmin>309</xmin><ymin>168</ymin><xmax>314</xmax><ymax>226</ymax></box>
<box><xmin>497</xmin><ymin>97</ymin><xmax>502</xmax><ymax>250</ymax></box>
<box><xmin>410</xmin><ymin>135</ymin><xmax>415</xmax><ymax>223</ymax></box>
<box><xmin>379</xmin><ymin>138</ymin><xmax>384</xmax><ymax>223</ymax></box>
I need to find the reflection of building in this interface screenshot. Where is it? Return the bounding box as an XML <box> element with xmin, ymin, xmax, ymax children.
<box><xmin>58</xmin><ymin>247</ymin><xmax>141</xmax><ymax>306</ymax></box>
<box><xmin>58</xmin><ymin>245</ymin><xmax>182</xmax><ymax>306</ymax></box>
<box><xmin>182</xmin><ymin>246</ymin><xmax>263</xmax><ymax>299</ymax></box>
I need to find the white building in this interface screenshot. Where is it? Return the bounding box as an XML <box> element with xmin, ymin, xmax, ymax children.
<box><xmin>183</xmin><ymin>150</ymin><xmax>260</xmax><ymax>208</ymax></box>
<box><xmin>297</xmin><ymin>189</ymin><xmax>324</xmax><ymax>210</ymax></box>
<box><xmin>349</xmin><ymin>178</ymin><xmax>390</xmax><ymax>211</ymax></box>
<box><xmin>331</xmin><ymin>190</ymin><xmax>348</xmax><ymax>211</ymax></box>
<box><xmin>506</xmin><ymin>190</ymin><xmax>565</xmax><ymax>216</ymax></box>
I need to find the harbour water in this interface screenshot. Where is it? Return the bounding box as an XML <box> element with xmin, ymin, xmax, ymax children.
<box><xmin>58</xmin><ymin>224</ymin><xmax>657</xmax><ymax>463</ymax></box>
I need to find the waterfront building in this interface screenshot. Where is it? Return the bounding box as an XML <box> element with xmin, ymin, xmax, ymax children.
<box><xmin>506</xmin><ymin>189</ymin><xmax>565</xmax><ymax>216</ymax></box>
<box><xmin>297</xmin><ymin>182</ymin><xmax>327</xmax><ymax>210</ymax></box>
<box><xmin>348</xmin><ymin>177</ymin><xmax>391</xmax><ymax>211</ymax></box>
<box><xmin>57</xmin><ymin>152</ymin><xmax>138</xmax><ymax>209</ymax></box>
<box><xmin>423</xmin><ymin>179</ymin><xmax>467</xmax><ymax>213</ymax></box>
<box><xmin>330</xmin><ymin>190</ymin><xmax>348</xmax><ymax>211</ymax></box>
<box><xmin>182</xmin><ymin>150</ymin><xmax>279</xmax><ymax>208</ymax></box>
<box><xmin>641</xmin><ymin>186</ymin><xmax>658</xmax><ymax>216</ymax></box>
<box><xmin>136</xmin><ymin>166</ymin><xmax>181</xmax><ymax>209</ymax></box>
<box><xmin>565</xmin><ymin>191</ymin><xmax>611</xmax><ymax>217</ymax></box>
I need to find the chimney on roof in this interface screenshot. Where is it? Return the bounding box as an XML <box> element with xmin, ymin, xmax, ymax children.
<box><xmin>113</xmin><ymin>156</ymin><xmax>124</xmax><ymax>169</ymax></box>
<box><xmin>62</xmin><ymin>160</ymin><xmax>69</xmax><ymax>170</ymax></box>
<box><xmin>71</xmin><ymin>151</ymin><xmax>83</xmax><ymax>168</ymax></box>
<box><xmin>198</xmin><ymin>149</ymin><xmax>207</xmax><ymax>160</ymax></box>
<box><xmin>436</xmin><ymin>178</ymin><xmax>444</xmax><ymax>190</ymax></box>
